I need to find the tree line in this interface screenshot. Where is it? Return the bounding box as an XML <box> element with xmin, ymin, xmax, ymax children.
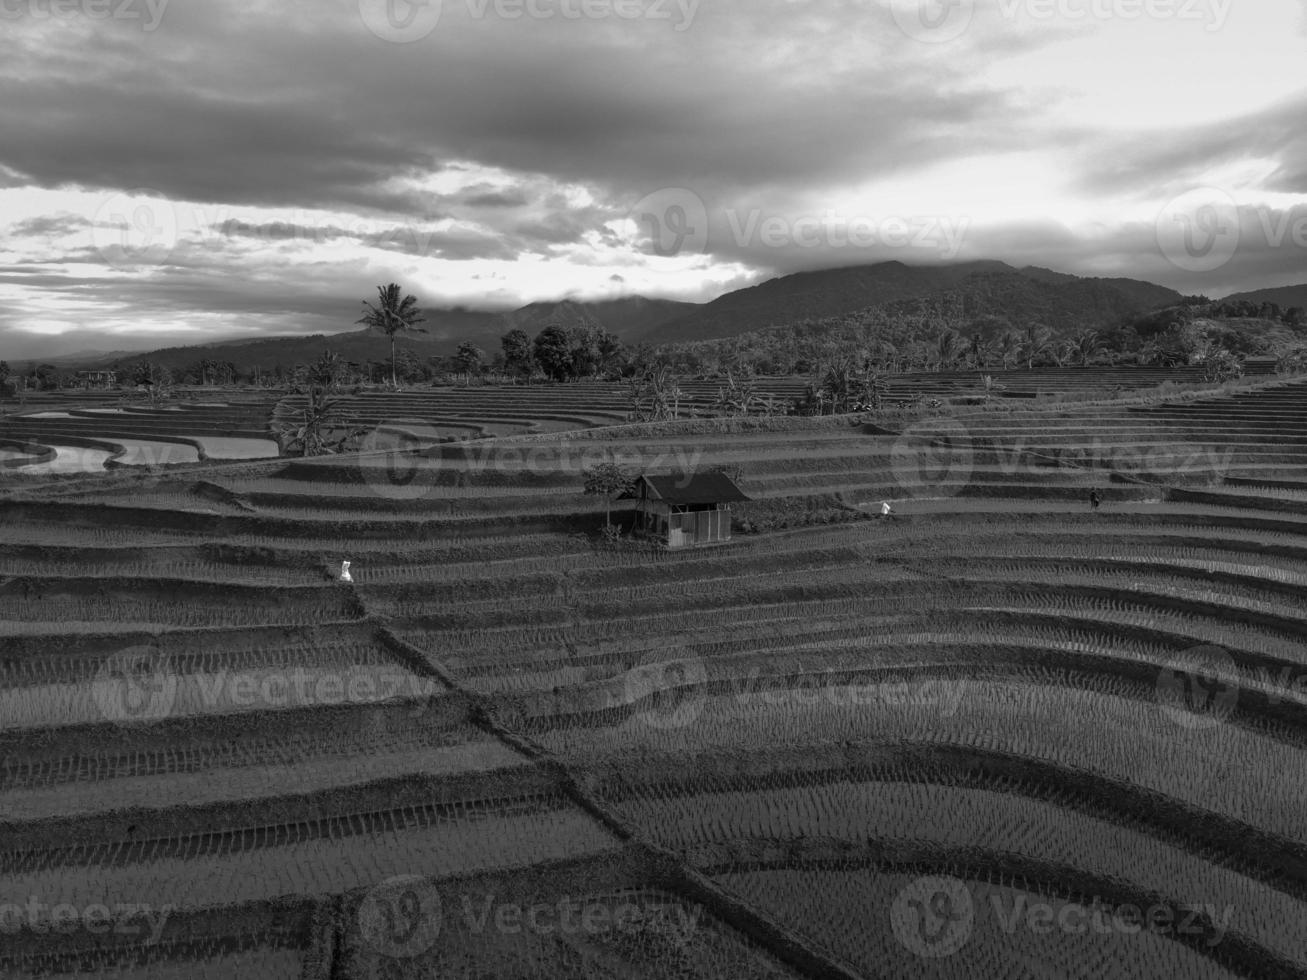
<box><xmin>5</xmin><ymin>284</ymin><xmax>1305</xmax><ymax>400</ymax></box>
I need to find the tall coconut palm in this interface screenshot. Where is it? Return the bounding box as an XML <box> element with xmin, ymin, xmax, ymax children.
<box><xmin>356</xmin><ymin>283</ymin><xmax>426</xmax><ymax>388</ymax></box>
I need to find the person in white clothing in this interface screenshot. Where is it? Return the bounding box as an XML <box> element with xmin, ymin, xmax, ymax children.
<box><xmin>339</xmin><ymin>560</ymin><xmax>353</xmax><ymax>583</ymax></box>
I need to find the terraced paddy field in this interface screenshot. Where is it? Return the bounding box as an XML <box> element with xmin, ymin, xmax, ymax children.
<box><xmin>2</xmin><ymin>364</ymin><xmax>1276</xmax><ymax>477</ymax></box>
<box><xmin>0</xmin><ymin>396</ymin><xmax>283</xmax><ymax>476</ymax></box>
<box><xmin>3</xmin><ymin>372</ymin><xmax>1307</xmax><ymax>978</ymax></box>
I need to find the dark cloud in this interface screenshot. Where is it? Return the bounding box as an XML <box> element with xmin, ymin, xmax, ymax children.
<box><xmin>6</xmin><ymin>213</ymin><xmax>91</xmax><ymax>237</ymax></box>
<box><xmin>458</xmin><ymin>187</ymin><xmax>531</xmax><ymax>208</ymax></box>
<box><xmin>1070</xmin><ymin>96</ymin><xmax>1307</xmax><ymax>198</ymax></box>
<box><xmin>1</xmin><ymin>0</ymin><xmax>1304</xmax><ymax>358</ymax></box>
<box><xmin>0</xmin><ymin>1</ymin><xmax>1030</xmax><ymax>214</ymax></box>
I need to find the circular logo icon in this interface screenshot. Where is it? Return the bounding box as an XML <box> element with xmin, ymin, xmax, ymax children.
<box><xmin>358</xmin><ymin>875</ymin><xmax>443</xmax><ymax>960</ymax></box>
<box><xmin>622</xmin><ymin>652</ymin><xmax>708</xmax><ymax>731</ymax></box>
<box><xmin>358</xmin><ymin>0</ymin><xmax>442</xmax><ymax>42</ymax></box>
<box><xmin>890</xmin><ymin>0</ymin><xmax>975</xmax><ymax>43</ymax></box>
<box><xmin>627</xmin><ymin>188</ymin><xmax>710</xmax><ymax>258</ymax></box>
<box><xmin>1156</xmin><ymin>644</ymin><xmax>1240</xmax><ymax>730</ymax></box>
<box><xmin>891</xmin><ymin>876</ymin><xmax>974</xmax><ymax>958</ymax></box>
<box><xmin>358</xmin><ymin>424</ymin><xmax>440</xmax><ymax>502</ymax></box>
<box><xmin>91</xmin><ymin>647</ymin><xmax>178</xmax><ymax>726</ymax></box>
<box><xmin>91</xmin><ymin>191</ymin><xmax>180</xmax><ymax>269</ymax></box>
<box><xmin>1156</xmin><ymin>187</ymin><xmax>1241</xmax><ymax>274</ymax></box>
<box><xmin>889</xmin><ymin>418</ymin><xmax>973</xmax><ymax>499</ymax></box>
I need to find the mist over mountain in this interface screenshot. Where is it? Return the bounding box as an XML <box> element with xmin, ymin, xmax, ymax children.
<box><xmin>502</xmin><ymin>296</ymin><xmax>699</xmax><ymax>340</ymax></box>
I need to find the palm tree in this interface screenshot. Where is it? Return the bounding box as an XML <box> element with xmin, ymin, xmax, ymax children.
<box><xmin>1021</xmin><ymin>324</ymin><xmax>1054</xmax><ymax>370</ymax></box>
<box><xmin>304</xmin><ymin>349</ymin><xmax>344</xmax><ymax>390</ymax></box>
<box><xmin>1070</xmin><ymin>330</ymin><xmax>1105</xmax><ymax>367</ymax></box>
<box><xmin>859</xmin><ymin>366</ymin><xmax>888</xmax><ymax>410</ymax></box>
<box><xmin>819</xmin><ymin>358</ymin><xmax>858</xmax><ymax>413</ymax></box>
<box><xmin>356</xmin><ymin>283</ymin><xmax>426</xmax><ymax>388</ymax></box>
<box><xmin>997</xmin><ymin>330</ymin><xmax>1023</xmax><ymax>370</ymax></box>
<box><xmin>712</xmin><ymin>369</ymin><xmax>758</xmax><ymax>417</ymax></box>
<box><xmin>629</xmin><ymin>365</ymin><xmax>682</xmax><ymax>422</ymax></box>
<box><xmin>936</xmin><ymin>330</ymin><xmax>965</xmax><ymax>373</ymax></box>
<box><xmin>275</xmin><ymin>350</ymin><xmax>359</xmax><ymax>457</ymax></box>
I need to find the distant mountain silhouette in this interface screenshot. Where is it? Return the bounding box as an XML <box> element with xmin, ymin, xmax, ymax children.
<box><xmin>662</xmin><ymin>268</ymin><xmax>1187</xmax><ymax>371</ymax></box>
<box><xmin>65</xmin><ymin>262</ymin><xmax>1187</xmax><ymax>373</ymax></box>
<box><xmin>647</xmin><ymin>260</ymin><xmax>1016</xmax><ymax>343</ymax></box>
<box><xmin>650</xmin><ymin>262</ymin><xmax>1182</xmax><ymax>348</ymax></box>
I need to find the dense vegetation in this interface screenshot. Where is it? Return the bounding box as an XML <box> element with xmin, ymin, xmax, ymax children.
<box><xmin>12</xmin><ymin>273</ymin><xmax>1305</xmax><ymax>402</ymax></box>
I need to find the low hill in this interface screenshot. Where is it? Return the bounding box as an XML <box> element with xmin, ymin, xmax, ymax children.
<box><xmin>77</xmin><ymin>296</ymin><xmax>697</xmax><ymax>374</ymax></box>
<box><xmin>89</xmin><ymin>329</ymin><xmax>452</xmax><ymax>377</ymax></box>
<box><xmin>657</xmin><ymin>269</ymin><xmax>1185</xmax><ymax>372</ymax></box>
<box><xmin>873</xmin><ymin>269</ymin><xmax>1183</xmax><ymax>334</ymax></box>
<box><xmin>1221</xmin><ymin>282</ymin><xmax>1307</xmax><ymax>311</ymax></box>
<box><xmin>1016</xmin><ymin>266</ymin><xmax>1183</xmax><ymax>312</ymax></box>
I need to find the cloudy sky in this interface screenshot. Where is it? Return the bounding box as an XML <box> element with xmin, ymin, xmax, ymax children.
<box><xmin>2</xmin><ymin>0</ymin><xmax>1306</xmax><ymax>358</ymax></box>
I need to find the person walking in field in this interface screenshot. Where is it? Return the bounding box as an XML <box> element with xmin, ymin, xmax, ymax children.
<box><xmin>880</xmin><ymin>501</ymin><xmax>894</xmax><ymax>519</ymax></box>
<box><xmin>339</xmin><ymin>560</ymin><xmax>353</xmax><ymax>583</ymax></box>
<box><xmin>1089</xmin><ymin>489</ymin><xmax>1102</xmax><ymax>511</ymax></box>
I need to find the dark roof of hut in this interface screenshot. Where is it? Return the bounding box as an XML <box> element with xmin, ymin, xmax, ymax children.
<box><xmin>621</xmin><ymin>472</ymin><xmax>751</xmax><ymax>506</ymax></box>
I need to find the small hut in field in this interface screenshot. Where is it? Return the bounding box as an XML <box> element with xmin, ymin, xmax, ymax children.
<box><xmin>623</xmin><ymin>472</ymin><xmax>750</xmax><ymax>549</ymax></box>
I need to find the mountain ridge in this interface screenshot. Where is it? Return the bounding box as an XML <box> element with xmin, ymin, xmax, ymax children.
<box><xmin>38</xmin><ymin>261</ymin><xmax>1195</xmax><ymax>373</ymax></box>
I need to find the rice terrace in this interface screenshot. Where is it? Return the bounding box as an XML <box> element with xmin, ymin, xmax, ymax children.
<box><xmin>7</xmin><ymin>2</ymin><xmax>1307</xmax><ymax>978</ymax></box>
<box><xmin>4</xmin><ymin>350</ymin><xmax>1307</xmax><ymax>978</ymax></box>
